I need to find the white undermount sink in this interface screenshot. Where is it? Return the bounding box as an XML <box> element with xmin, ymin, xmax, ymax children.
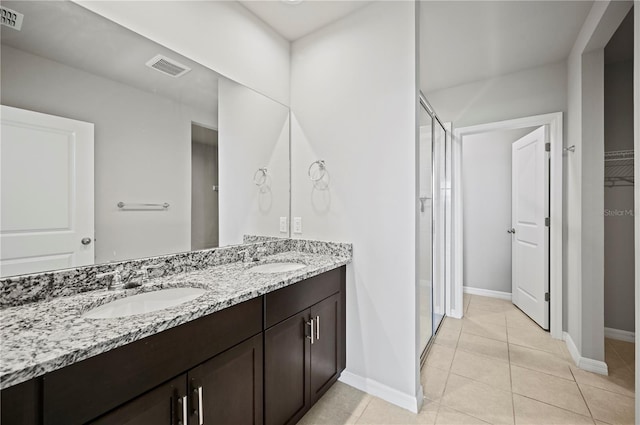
<box><xmin>249</xmin><ymin>262</ymin><xmax>307</xmax><ymax>273</ymax></box>
<box><xmin>83</xmin><ymin>287</ymin><xmax>207</xmax><ymax>319</ymax></box>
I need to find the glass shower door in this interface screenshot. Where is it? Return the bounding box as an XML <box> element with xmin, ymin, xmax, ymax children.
<box><xmin>432</xmin><ymin>121</ymin><xmax>447</xmax><ymax>334</ymax></box>
<box><xmin>418</xmin><ymin>105</ymin><xmax>433</xmax><ymax>355</ymax></box>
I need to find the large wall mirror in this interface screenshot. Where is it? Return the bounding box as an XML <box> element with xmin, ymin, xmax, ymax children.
<box><xmin>0</xmin><ymin>1</ymin><xmax>290</xmax><ymax>278</ymax></box>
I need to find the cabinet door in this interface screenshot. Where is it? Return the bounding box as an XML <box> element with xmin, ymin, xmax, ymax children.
<box><xmin>188</xmin><ymin>334</ymin><xmax>263</xmax><ymax>425</ymax></box>
<box><xmin>91</xmin><ymin>375</ymin><xmax>187</xmax><ymax>425</ymax></box>
<box><xmin>1</xmin><ymin>378</ymin><xmax>41</xmax><ymax>425</ymax></box>
<box><xmin>264</xmin><ymin>310</ymin><xmax>311</xmax><ymax>425</ymax></box>
<box><xmin>310</xmin><ymin>293</ymin><xmax>341</xmax><ymax>403</ymax></box>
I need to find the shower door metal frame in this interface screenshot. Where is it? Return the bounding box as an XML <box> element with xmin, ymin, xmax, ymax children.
<box><xmin>418</xmin><ymin>93</ymin><xmax>451</xmax><ymax>361</ymax></box>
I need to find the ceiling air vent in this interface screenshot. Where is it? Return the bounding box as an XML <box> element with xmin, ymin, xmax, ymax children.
<box><xmin>145</xmin><ymin>54</ymin><xmax>191</xmax><ymax>78</ymax></box>
<box><xmin>1</xmin><ymin>6</ymin><xmax>24</xmax><ymax>31</ymax></box>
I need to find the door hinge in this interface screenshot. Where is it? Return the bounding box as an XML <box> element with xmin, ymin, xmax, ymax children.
<box><xmin>545</xmin><ymin>292</ymin><xmax>550</xmax><ymax>302</ymax></box>
<box><xmin>545</xmin><ymin>142</ymin><xmax>551</xmax><ymax>152</ymax></box>
<box><xmin>545</xmin><ymin>217</ymin><xmax>550</xmax><ymax>227</ymax></box>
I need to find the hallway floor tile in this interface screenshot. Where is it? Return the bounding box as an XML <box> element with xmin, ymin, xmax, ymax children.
<box><xmin>298</xmin><ymin>294</ymin><xmax>635</xmax><ymax>424</ymax></box>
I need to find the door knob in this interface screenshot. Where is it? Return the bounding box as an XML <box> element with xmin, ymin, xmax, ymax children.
<box><xmin>507</xmin><ymin>228</ymin><xmax>516</xmax><ymax>234</ymax></box>
<box><xmin>81</xmin><ymin>237</ymin><xmax>92</xmax><ymax>245</ymax></box>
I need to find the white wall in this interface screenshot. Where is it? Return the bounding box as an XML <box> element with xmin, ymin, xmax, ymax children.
<box><xmin>462</xmin><ymin>127</ymin><xmax>535</xmax><ymax>293</ymax></box>
<box><xmin>290</xmin><ymin>1</ymin><xmax>420</xmax><ymax>411</ymax></box>
<box><xmin>218</xmin><ymin>79</ymin><xmax>290</xmax><ymax>246</ymax></box>
<box><xmin>604</xmin><ymin>59</ymin><xmax>634</xmax><ymax>333</ymax></box>
<box><xmin>0</xmin><ymin>46</ymin><xmax>216</xmax><ymax>263</ymax></box>
<box><xmin>74</xmin><ymin>0</ymin><xmax>291</xmax><ymax>106</ymax></box>
<box><xmin>427</xmin><ymin>61</ymin><xmax>568</xmax><ymax>128</ymax></box>
<box><xmin>565</xmin><ymin>0</ymin><xmax>632</xmax><ymax>365</ymax></box>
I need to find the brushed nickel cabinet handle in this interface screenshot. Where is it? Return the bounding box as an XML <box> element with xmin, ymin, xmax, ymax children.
<box><xmin>198</xmin><ymin>386</ymin><xmax>204</xmax><ymax>425</ymax></box>
<box><xmin>306</xmin><ymin>318</ymin><xmax>315</xmax><ymax>344</ymax></box>
<box><xmin>178</xmin><ymin>395</ymin><xmax>187</xmax><ymax>425</ymax></box>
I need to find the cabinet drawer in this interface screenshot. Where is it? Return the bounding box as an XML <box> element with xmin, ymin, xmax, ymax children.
<box><xmin>265</xmin><ymin>267</ymin><xmax>344</xmax><ymax>329</ymax></box>
<box><xmin>43</xmin><ymin>297</ymin><xmax>262</xmax><ymax>425</ymax></box>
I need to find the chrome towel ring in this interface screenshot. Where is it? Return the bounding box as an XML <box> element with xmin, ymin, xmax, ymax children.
<box><xmin>308</xmin><ymin>160</ymin><xmax>326</xmax><ymax>181</ymax></box>
<box><xmin>253</xmin><ymin>168</ymin><xmax>268</xmax><ymax>186</ymax></box>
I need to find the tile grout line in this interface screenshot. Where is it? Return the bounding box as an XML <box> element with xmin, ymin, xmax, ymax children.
<box><xmin>356</xmin><ymin>397</ymin><xmax>372</xmax><ymax>423</ymax></box>
<box><xmin>507</xmin><ymin>317</ymin><xmax>517</xmax><ymax>425</ymax></box>
<box><xmin>569</xmin><ymin>367</ymin><xmax>597</xmax><ymax>423</ymax></box>
<box><xmin>432</xmin><ymin>317</ymin><xmax>461</xmax><ymax>425</ymax></box>
<box><xmin>507</xmin><ymin>359</ymin><xmax>576</xmax><ymax>382</ymax></box>
<box><xmin>606</xmin><ymin>339</ymin><xmax>635</xmax><ymax>374</ymax></box>
<box><xmin>576</xmin><ymin>379</ymin><xmax>636</xmax><ymax>399</ymax></box>
<box><xmin>513</xmin><ymin>393</ymin><xmax>597</xmax><ymax>422</ymax></box>
<box><xmin>437</xmin><ymin>308</ymin><xmax>515</xmax><ymax>425</ymax></box>
<box><xmin>436</xmin><ymin>404</ymin><xmax>494</xmax><ymax>424</ymax></box>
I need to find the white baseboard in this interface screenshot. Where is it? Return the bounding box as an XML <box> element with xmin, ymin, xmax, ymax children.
<box><xmin>339</xmin><ymin>371</ymin><xmax>422</xmax><ymax>413</ymax></box>
<box><xmin>449</xmin><ymin>307</ymin><xmax>464</xmax><ymax>319</ymax></box>
<box><xmin>604</xmin><ymin>327</ymin><xmax>635</xmax><ymax>343</ymax></box>
<box><xmin>463</xmin><ymin>286</ymin><xmax>512</xmax><ymax>301</ymax></box>
<box><xmin>563</xmin><ymin>332</ymin><xmax>609</xmax><ymax>375</ymax></box>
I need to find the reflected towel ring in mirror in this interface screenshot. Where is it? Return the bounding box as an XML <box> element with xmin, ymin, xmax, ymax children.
<box><xmin>253</xmin><ymin>168</ymin><xmax>268</xmax><ymax>186</ymax></box>
<box><xmin>308</xmin><ymin>160</ymin><xmax>326</xmax><ymax>182</ymax></box>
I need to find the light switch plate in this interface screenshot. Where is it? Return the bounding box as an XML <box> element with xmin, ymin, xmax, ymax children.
<box><xmin>279</xmin><ymin>217</ymin><xmax>287</xmax><ymax>233</ymax></box>
<box><xmin>293</xmin><ymin>217</ymin><xmax>302</xmax><ymax>234</ymax></box>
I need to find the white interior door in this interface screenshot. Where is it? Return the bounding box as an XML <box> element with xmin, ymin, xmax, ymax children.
<box><xmin>1</xmin><ymin>105</ymin><xmax>94</xmax><ymax>277</ymax></box>
<box><xmin>511</xmin><ymin>126</ymin><xmax>549</xmax><ymax>330</ymax></box>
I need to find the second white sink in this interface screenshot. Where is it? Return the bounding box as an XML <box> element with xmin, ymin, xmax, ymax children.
<box><xmin>249</xmin><ymin>262</ymin><xmax>306</xmax><ymax>273</ymax></box>
<box><xmin>83</xmin><ymin>287</ymin><xmax>207</xmax><ymax>319</ymax></box>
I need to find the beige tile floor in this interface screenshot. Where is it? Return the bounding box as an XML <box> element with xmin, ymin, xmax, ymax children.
<box><xmin>298</xmin><ymin>294</ymin><xmax>636</xmax><ymax>425</ymax></box>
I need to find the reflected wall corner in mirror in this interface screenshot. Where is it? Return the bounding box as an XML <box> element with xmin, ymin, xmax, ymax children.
<box><xmin>0</xmin><ymin>0</ymin><xmax>291</xmax><ymax>279</ymax></box>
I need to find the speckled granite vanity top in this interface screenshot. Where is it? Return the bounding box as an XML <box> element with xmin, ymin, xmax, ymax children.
<box><xmin>0</xmin><ymin>249</ymin><xmax>350</xmax><ymax>389</ymax></box>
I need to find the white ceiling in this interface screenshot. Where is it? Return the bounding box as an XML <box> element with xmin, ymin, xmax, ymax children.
<box><xmin>239</xmin><ymin>0</ymin><xmax>373</xmax><ymax>41</ymax></box>
<box><xmin>420</xmin><ymin>1</ymin><xmax>594</xmax><ymax>93</ymax></box>
<box><xmin>3</xmin><ymin>1</ymin><xmax>600</xmax><ymax>108</ymax></box>
<box><xmin>1</xmin><ymin>1</ymin><xmax>219</xmax><ymax>115</ymax></box>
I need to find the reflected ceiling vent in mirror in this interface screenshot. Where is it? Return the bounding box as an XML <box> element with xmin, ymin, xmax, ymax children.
<box><xmin>145</xmin><ymin>54</ymin><xmax>191</xmax><ymax>78</ymax></box>
<box><xmin>1</xmin><ymin>6</ymin><xmax>24</xmax><ymax>31</ymax></box>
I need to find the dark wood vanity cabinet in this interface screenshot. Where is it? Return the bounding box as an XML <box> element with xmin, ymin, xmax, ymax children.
<box><xmin>264</xmin><ymin>268</ymin><xmax>346</xmax><ymax>425</ymax></box>
<box><xmin>91</xmin><ymin>334</ymin><xmax>263</xmax><ymax>425</ymax></box>
<box><xmin>0</xmin><ymin>377</ymin><xmax>41</xmax><ymax>425</ymax></box>
<box><xmin>43</xmin><ymin>297</ymin><xmax>263</xmax><ymax>425</ymax></box>
<box><xmin>309</xmin><ymin>293</ymin><xmax>342</xmax><ymax>402</ymax></box>
<box><xmin>90</xmin><ymin>375</ymin><xmax>187</xmax><ymax>425</ymax></box>
<box><xmin>264</xmin><ymin>310</ymin><xmax>311</xmax><ymax>425</ymax></box>
<box><xmin>1</xmin><ymin>266</ymin><xmax>345</xmax><ymax>425</ymax></box>
<box><xmin>188</xmin><ymin>333</ymin><xmax>263</xmax><ymax>425</ymax></box>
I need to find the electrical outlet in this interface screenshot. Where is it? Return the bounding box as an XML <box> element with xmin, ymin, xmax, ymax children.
<box><xmin>279</xmin><ymin>217</ymin><xmax>287</xmax><ymax>233</ymax></box>
<box><xmin>293</xmin><ymin>217</ymin><xmax>302</xmax><ymax>234</ymax></box>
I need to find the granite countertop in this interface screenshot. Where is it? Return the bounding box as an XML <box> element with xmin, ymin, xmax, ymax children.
<box><xmin>0</xmin><ymin>251</ymin><xmax>350</xmax><ymax>390</ymax></box>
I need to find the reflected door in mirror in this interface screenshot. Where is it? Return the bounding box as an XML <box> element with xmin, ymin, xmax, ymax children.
<box><xmin>0</xmin><ymin>105</ymin><xmax>94</xmax><ymax>277</ymax></box>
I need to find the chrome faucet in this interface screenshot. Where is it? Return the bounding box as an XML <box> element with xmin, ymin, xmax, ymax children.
<box><xmin>238</xmin><ymin>250</ymin><xmax>250</xmax><ymax>263</ymax></box>
<box><xmin>140</xmin><ymin>264</ymin><xmax>163</xmax><ymax>282</ymax></box>
<box><xmin>254</xmin><ymin>247</ymin><xmax>268</xmax><ymax>261</ymax></box>
<box><xmin>97</xmin><ymin>269</ymin><xmax>124</xmax><ymax>291</ymax></box>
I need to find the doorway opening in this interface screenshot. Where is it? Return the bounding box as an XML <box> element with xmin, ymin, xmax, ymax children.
<box><xmin>191</xmin><ymin>122</ymin><xmax>219</xmax><ymax>250</ymax></box>
<box><xmin>453</xmin><ymin>112</ymin><xmax>563</xmax><ymax>339</ymax></box>
<box><xmin>603</xmin><ymin>7</ymin><xmax>635</xmax><ymax>369</ymax></box>
<box><xmin>461</xmin><ymin>126</ymin><xmax>549</xmax><ymax>325</ymax></box>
